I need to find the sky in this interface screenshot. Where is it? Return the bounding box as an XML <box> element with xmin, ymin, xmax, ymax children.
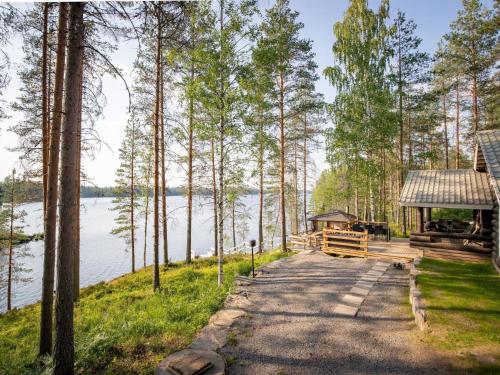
<box><xmin>0</xmin><ymin>0</ymin><xmax>492</xmax><ymax>187</ymax></box>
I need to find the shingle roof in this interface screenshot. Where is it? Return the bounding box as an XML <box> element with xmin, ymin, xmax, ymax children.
<box><xmin>308</xmin><ymin>210</ymin><xmax>358</xmax><ymax>222</ymax></box>
<box><xmin>400</xmin><ymin>169</ymin><xmax>495</xmax><ymax>209</ymax></box>
<box><xmin>477</xmin><ymin>130</ymin><xmax>500</xmax><ymax>201</ymax></box>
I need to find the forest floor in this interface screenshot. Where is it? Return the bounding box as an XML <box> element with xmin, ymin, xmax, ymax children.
<box><xmin>0</xmin><ymin>250</ymin><xmax>292</xmax><ymax>375</ymax></box>
<box><xmin>221</xmin><ymin>250</ymin><xmax>449</xmax><ymax>375</ymax></box>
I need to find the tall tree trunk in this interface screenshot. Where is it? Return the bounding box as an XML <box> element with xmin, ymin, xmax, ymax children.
<box><xmin>143</xmin><ymin>156</ymin><xmax>151</xmax><ymax>268</ymax></box>
<box><xmin>7</xmin><ymin>169</ymin><xmax>15</xmax><ymax>311</ymax></box>
<box><xmin>73</xmin><ymin>52</ymin><xmax>83</xmax><ymax>302</ymax></box>
<box><xmin>39</xmin><ymin>2</ymin><xmax>67</xmax><ymax>356</ymax></box>
<box><xmin>160</xmin><ymin>59</ymin><xmax>168</xmax><ymax>267</ymax></box>
<box><xmin>455</xmin><ymin>78</ymin><xmax>460</xmax><ymax>169</ymax></box>
<box><xmin>211</xmin><ymin>135</ymin><xmax>218</xmax><ymax>257</ymax></box>
<box><xmin>217</xmin><ymin>0</ymin><xmax>225</xmax><ymax>286</ymax></box>
<box><xmin>232</xmin><ymin>199</ymin><xmax>236</xmax><ymax>248</ymax></box>
<box><xmin>303</xmin><ymin>114</ymin><xmax>308</xmax><ymax>232</ymax></box>
<box><xmin>53</xmin><ymin>3</ymin><xmax>84</xmax><ymax>374</ymax></box>
<box><xmin>471</xmin><ymin>48</ymin><xmax>479</xmax><ymax>147</ymax></box>
<box><xmin>278</xmin><ymin>70</ymin><xmax>287</xmax><ymax>252</ymax></box>
<box><xmin>443</xmin><ymin>89</ymin><xmax>449</xmax><ymax>169</ymax></box>
<box><xmin>258</xmin><ymin>118</ymin><xmax>264</xmax><ymax>253</ymax></box>
<box><xmin>42</xmin><ymin>3</ymin><xmax>50</xmax><ymax>213</ymax></box>
<box><xmin>292</xmin><ymin>138</ymin><xmax>299</xmax><ymax>234</ymax></box>
<box><xmin>186</xmin><ymin>62</ymin><xmax>194</xmax><ymax>263</ymax></box>
<box><xmin>397</xmin><ymin>21</ymin><xmax>406</xmax><ymax>236</ymax></box>
<box><xmin>131</xmin><ymin>125</ymin><xmax>136</xmax><ymax>273</ymax></box>
<box><xmin>152</xmin><ymin>12</ymin><xmax>161</xmax><ymax>291</ymax></box>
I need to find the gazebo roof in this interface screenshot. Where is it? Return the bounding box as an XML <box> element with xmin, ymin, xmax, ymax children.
<box><xmin>308</xmin><ymin>210</ymin><xmax>358</xmax><ymax>223</ymax></box>
<box><xmin>400</xmin><ymin>169</ymin><xmax>495</xmax><ymax>210</ymax></box>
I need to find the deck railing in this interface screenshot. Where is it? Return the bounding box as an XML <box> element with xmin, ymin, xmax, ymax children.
<box><xmin>322</xmin><ymin>228</ymin><xmax>368</xmax><ymax>257</ymax></box>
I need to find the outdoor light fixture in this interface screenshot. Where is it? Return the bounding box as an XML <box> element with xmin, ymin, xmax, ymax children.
<box><xmin>249</xmin><ymin>239</ymin><xmax>256</xmax><ymax>278</ymax></box>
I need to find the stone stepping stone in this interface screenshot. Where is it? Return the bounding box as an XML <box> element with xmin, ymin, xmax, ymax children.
<box><xmin>356</xmin><ymin>280</ymin><xmax>375</xmax><ymax>289</ymax></box>
<box><xmin>375</xmin><ymin>261</ymin><xmax>391</xmax><ymax>267</ymax></box>
<box><xmin>209</xmin><ymin>308</ymin><xmax>245</xmax><ymax>327</ymax></box>
<box><xmin>366</xmin><ymin>270</ymin><xmax>384</xmax><ymax>277</ymax></box>
<box><xmin>360</xmin><ymin>275</ymin><xmax>378</xmax><ymax>282</ymax></box>
<box><xmin>342</xmin><ymin>294</ymin><xmax>364</xmax><ymax>306</ymax></box>
<box><xmin>350</xmin><ymin>286</ymin><xmax>370</xmax><ymax>297</ymax></box>
<box><xmin>189</xmin><ymin>325</ymin><xmax>228</xmax><ymax>352</ymax></box>
<box><xmin>155</xmin><ymin>349</ymin><xmax>225</xmax><ymax>375</ymax></box>
<box><xmin>372</xmin><ymin>266</ymin><xmax>387</xmax><ymax>273</ymax></box>
<box><xmin>333</xmin><ymin>303</ymin><xmax>359</xmax><ymax>317</ymax></box>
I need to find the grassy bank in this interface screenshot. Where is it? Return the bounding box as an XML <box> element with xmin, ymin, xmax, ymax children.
<box><xmin>0</xmin><ymin>250</ymin><xmax>292</xmax><ymax>375</ymax></box>
<box><xmin>417</xmin><ymin>258</ymin><xmax>500</xmax><ymax>374</ymax></box>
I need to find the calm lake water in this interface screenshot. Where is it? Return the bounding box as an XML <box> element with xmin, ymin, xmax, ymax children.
<box><xmin>1</xmin><ymin>195</ymin><xmax>262</xmax><ymax>312</ymax></box>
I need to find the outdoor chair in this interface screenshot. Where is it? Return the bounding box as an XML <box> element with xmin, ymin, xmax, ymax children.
<box><xmin>352</xmin><ymin>223</ymin><xmax>364</xmax><ymax>232</ymax></box>
<box><xmin>437</xmin><ymin>219</ymin><xmax>449</xmax><ymax>232</ymax></box>
<box><xmin>374</xmin><ymin>225</ymin><xmax>385</xmax><ymax>240</ymax></box>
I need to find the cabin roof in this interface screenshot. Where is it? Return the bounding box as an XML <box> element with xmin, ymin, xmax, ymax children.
<box><xmin>400</xmin><ymin>169</ymin><xmax>495</xmax><ymax>209</ymax></box>
<box><xmin>476</xmin><ymin>129</ymin><xmax>500</xmax><ymax>201</ymax></box>
<box><xmin>308</xmin><ymin>210</ymin><xmax>358</xmax><ymax>223</ymax></box>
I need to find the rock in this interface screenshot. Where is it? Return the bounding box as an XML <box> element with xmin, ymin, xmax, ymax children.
<box><xmin>209</xmin><ymin>309</ymin><xmax>246</xmax><ymax>327</ymax></box>
<box><xmin>155</xmin><ymin>349</ymin><xmax>225</xmax><ymax>375</ymax></box>
<box><xmin>190</xmin><ymin>325</ymin><xmax>229</xmax><ymax>352</ymax></box>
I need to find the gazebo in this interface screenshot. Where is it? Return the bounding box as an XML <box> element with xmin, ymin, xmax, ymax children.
<box><xmin>307</xmin><ymin>210</ymin><xmax>358</xmax><ymax>231</ymax></box>
<box><xmin>400</xmin><ymin>130</ymin><xmax>500</xmax><ymax>262</ymax></box>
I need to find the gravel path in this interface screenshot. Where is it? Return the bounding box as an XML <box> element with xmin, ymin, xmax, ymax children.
<box><xmin>221</xmin><ymin>250</ymin><xmax>447</xmax><ymax>375</ymax></box>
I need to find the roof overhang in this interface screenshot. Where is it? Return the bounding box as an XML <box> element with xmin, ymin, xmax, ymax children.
<box><xmin>400</xmin><ymin>202</ymin><xmax>493</xmax><ymax>210</ymax></box>
<box><xmin>399</xmin><ymin>169</ymin><xmax>495</xmax><ymax>210</ymax></box>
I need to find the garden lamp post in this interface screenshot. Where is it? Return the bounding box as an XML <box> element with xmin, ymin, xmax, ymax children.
<box><xmin>249</xmin><ymin>239</ymin><xmax>256</xmax><ymax>278</ymax></box>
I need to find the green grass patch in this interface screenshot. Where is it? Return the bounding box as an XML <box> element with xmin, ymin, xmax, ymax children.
<box><xmin>417</xmin><ymin>258</ymin><xmax>500</xmax><ymax>373</ymax></box>
<box><xmin>0</xmin><ymin>250</ymin><xmax>293</xmax><ymax>375</ymax></box>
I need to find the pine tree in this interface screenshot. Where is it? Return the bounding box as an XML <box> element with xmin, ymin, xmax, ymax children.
<box><xmin>255</xmin><ymin>0</ymin><xmax>317</xmax><ymax>250</ymax></box>
<box><xmin>111</xmin><ymin>117</ymin><xmax>141</xmax><ymax>273</ymax></box>
<box><xmin>0</xmin><ymin>169</ymin><xmax>30</xmax><ymax>312</ymax></box>
<box><xmin>444</xmin><ymin>0</ymin><xmax>497</xmax><ymax>144</ymax></box>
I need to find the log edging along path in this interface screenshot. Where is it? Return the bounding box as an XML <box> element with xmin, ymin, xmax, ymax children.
<box><xmin>409</xmin><ymin>257</ymin><xmax>428</xmax><ymax>331</ymax></box>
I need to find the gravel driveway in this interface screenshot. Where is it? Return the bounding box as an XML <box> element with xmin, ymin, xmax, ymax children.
<box><xmin>221</xmin><ymin>250</ymin><xmax>447</xmax><ymax>375</ymax></box>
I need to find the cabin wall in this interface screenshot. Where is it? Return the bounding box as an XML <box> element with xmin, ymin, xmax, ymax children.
<box><xmin>493</xmin><ymin>201</ymin><xmax>499</xmax><ymax>266</ymax></box>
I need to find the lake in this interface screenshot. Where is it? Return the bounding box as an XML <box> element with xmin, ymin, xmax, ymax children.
<box><xmin>0</xmin><ymin>195</ymin><xmax>263</xmax><ymax>312</ymax></box>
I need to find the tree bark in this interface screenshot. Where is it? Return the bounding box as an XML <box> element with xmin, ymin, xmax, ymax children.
<box><xmin>152</xmin><ymin>11</ymin><xmax>162</xmax><ymax>291</ymax></box>
<box><xmin>211</xmin><ymin>135</ymin><xmax>218</xmax><ymax>257</ymax></box>
<box><xmin>303</xmin><ymin>114</ymin><xmax>308</xmax><ymax>232</ymax></box>
<box><xmin>186</xmin><ymin>60</ymin><xmax>194</xmax><ymax>263</ymax></box>
<box><xmin>42</xmin><ymin>3</ymin><xmax>50</xmax><ymax>213</ymax></box>
<box><xmin>143</xmin><ymin>156</ymin><xmax>151</xmax><ymax>268</ymax></box>
<box><xmin>443</xmin><ymin>88</ymin><xmax>449</xmax><ymax>169</ymax></box>
<box><xmin>53</xmin><ymin>3</ymin><xmax>84</xmax><ymax>374</ymax></box>
<box><xmin>160</xmin><ymin>57</ymin><xmax>168</xmax><ymax>268</ymax></box>
<box><xmin>217</xmin><ymin>0</ymin><xmax>225</xmax><ymax>286</ymax></box>
<box><xmin>278</xmin><ymin>70</ymin><xmax>287</xmax><ymax>252</ymax></box>
<box><xmin>73</xmin><ymin>49</ymin><xmax>84</xmax><ymax>302</ymax></box>
<box><xmin>258</xmin><ymin>118</ymin><xmax>264</xmax><ymax>253</ymax></box>
<box><xmin>455</xmin><ymin>77</ymin><xmax>460</xmax><ymax>169</ymax></box>
<box><xmin>7</xmin><ymin>169</ymin><xmax>15</xmax><ymax>311</ymax></box>
<box><xmin>232</xmin><ymin>199</ymin><xmax>236</xmax><ymax>248</ymax></box>
<box><xmin>39</xmin><ymin>2</ymin><xmax>67</xmax><ymax>356</ymax></box>
<box><xmin>131</xmin><ymin>124</ymin><xmax>136</xmax><ymax>273</ymax></box>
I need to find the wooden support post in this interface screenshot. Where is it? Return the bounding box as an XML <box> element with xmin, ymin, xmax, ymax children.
<box><xmin>418</xmin><ymin>207</ymin><xmax>424</xmax><ymax>234</ymax></box>
<box><xmin>425</xmin><ymin>208</ymin><xmax>432</xmax><ymax>222</ymax></box>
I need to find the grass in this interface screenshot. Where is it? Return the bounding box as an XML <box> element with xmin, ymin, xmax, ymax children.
<box><xmin>0</xmin><ymin>250</ymin><xmax>293</xmax><ymax>375</ymax></box>
<box><xmin>417</xmin><ymin>258</ymin><xmax>500</xmax><ymax>374</ymax></box>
